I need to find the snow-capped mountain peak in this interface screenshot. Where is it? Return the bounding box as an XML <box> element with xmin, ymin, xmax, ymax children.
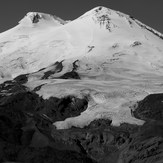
<box><xmin>78</xmin><ymin>6</ymin><xmax>163</xmax><ymax>40</ymax></box>
<box><xmin>0</xmin><ymin>6</ymin><xmax>163</xmax><ymax>81</ymax></box>
<box><xmin>80</xmin><ymin>6</ymin><xmax>111</xmax><ymax>17</ymax></box>
<box><xmin>19</xmin><ymin>12</ymin><xmax>66</xmax><ymax>27</ymax></box>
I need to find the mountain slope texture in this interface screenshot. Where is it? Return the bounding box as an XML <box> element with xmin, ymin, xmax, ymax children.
<box><xmin>0</xmin><ymin>6</ymin><xmax>163</xmax><ymax>163</ymax></box>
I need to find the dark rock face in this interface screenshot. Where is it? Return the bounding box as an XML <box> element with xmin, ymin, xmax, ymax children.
<box><xmin>72</xmin><ymin>60</ymin><xmax>79</xmax><ymax>71</ymax></box>
<box><xmin>59</xmin><ymin>71</ymin><xmax>80</xmax><ymax>79</ymax></box>
<box><xmin>132</xmin><ymin>41</ymin><xmax>142</xmax><ymax>47</ymax></box>
<box><xmin>133</xmin><ymin>93</ymin><xmax>163</xmax><ymax>121</ymax></box>
<box><xmin>50</xmin><ymin>120</ymin><xmax>163</xmax><ymax>163</ymax></box>
<box><xmin>41</xmin><ymin>60</ymin><xmax>81</xmax><ymax>80</ymax></box>
<box><xmin>0</xmin><ymin>80</ymin><xmax>27</xmax><ymax>94</ymax></box>
<box><xmin>0</xmin><ymin>80</ymin><xmax>92</xmax><ymax>163</ymax></box>
<box><xmin>32</xmin><ymin>13</ymin><xmax>42</xmax><ymax>23</ymax></box>
<box><xmin>42</xmin><ymin>95</ymin><xmax>88</xmax><ymax>121</ymax></box>
<box><xmin>41</xmin><ymin>61</ymin><xmax>64</xmax><ymax>80</ymax></box>
<box><xmin>51</xmin><ymin>119</ymin><xmax>124</xmax><ymax>162</ymax></box>
<box><xmin>121</xmin><ymin>122</ymin><xmax>163</xmax><ymax>163</ymax></box>
<box><xmin>0</xmin><ymin>78</ymin><xmax>163</xmax><ymax>162</ymax></box>
<box><xmin>13</xmin><ymin>74</ymin><xmax>28</xmax><ymax>84</ymax></box>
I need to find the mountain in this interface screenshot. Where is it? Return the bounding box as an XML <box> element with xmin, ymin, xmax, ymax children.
<box><xmin>0</xmin><ymin>6</ymin><xmax>163</xmax><ymax>79</ymax></box>
<box><xmin>0</xmin><ymin>6</ymin><xmax>163</xmax><ymax>163</ymax></box>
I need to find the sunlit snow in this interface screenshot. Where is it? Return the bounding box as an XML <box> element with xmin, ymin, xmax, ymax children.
<box><xmin>1</xmin><ymin>6</ymin><xmax>163</xmax><ymax>129</ymax></box>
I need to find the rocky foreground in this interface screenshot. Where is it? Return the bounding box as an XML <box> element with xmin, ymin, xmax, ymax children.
<box><xmin>0</xmin><ymin>78</ymin><xmax>163</xmax><ymax>163</ymax></box>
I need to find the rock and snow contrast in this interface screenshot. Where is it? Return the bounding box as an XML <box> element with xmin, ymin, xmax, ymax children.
<box><xmin>0</xmin><ymin>6</ymin><xmax>163</xmax><ymax>163</ymax></box>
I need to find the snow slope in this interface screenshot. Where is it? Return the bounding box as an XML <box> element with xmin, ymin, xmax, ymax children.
<box><xmin>0</xmin><ymin>6</ymin><xmax>163</xmax><ymax>79</ymax></box>
<box><xmin>1</xmin><ymin>6</ymin><xmax>163</xmax><ymax>129</ymax></box>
